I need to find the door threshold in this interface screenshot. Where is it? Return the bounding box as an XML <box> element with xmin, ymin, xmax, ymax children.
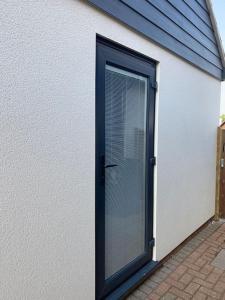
<box><xmin>105</xmin><ymin>260</ymin><xmax>159</xmax><ymax>300</ymax></box>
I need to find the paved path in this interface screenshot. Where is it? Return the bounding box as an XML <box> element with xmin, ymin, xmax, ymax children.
<box><xmin>127</xmin><ymin>220</ymin><xmax>225</xmax><ymax>299</ymax></box>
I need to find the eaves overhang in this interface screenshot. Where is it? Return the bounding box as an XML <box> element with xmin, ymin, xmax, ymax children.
<box><xmin>206</xmin><ymin>0</ymin><xmax>225</xmax><ymax>81</ymax></box>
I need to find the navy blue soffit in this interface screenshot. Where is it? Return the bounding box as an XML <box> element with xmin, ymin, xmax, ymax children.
<box><xmin>87</xmin><ymin>0</ymin><xmax>224</xmax><ymax>80</ymax></box>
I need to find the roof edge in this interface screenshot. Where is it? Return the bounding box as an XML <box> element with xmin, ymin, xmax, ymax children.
<box><xmin>206</xmin><ymin>0</ymin><xmax>225</xmax><ymax>80</ymax></box>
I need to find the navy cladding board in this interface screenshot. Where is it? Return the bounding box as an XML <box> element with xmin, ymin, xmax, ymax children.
<box><xmin>87</xmin><ymin>0</ymin><xmax>223</xmax><ymax>80</ymax></box>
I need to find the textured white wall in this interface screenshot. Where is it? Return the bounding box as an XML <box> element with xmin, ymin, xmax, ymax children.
<box><xmin>0</xmin><ymin>0</ymin><xmax>221</xmax><ymax>299</ymax></box>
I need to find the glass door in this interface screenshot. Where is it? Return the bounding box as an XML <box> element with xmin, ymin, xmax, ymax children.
<box><xmin>105</xmin><ymin>65</ymin><xmax>147</xmax><ymax>279</ymax></box>
<box><xmin>96</xmin><ymin>39</ymin><xmax>156</xmax><ymax>299</ymax></box>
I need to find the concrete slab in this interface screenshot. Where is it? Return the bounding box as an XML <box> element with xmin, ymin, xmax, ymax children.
<box><xmin>211</xmin><ymin>249</ymin><xmax>225</xmax><ymax>270</ymax></box>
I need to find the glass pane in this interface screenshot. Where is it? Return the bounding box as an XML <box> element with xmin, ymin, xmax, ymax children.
<box><xmin>105</xmin><ymin>65</ymin><xmax>147</xmax><ymax>279</ymax></box>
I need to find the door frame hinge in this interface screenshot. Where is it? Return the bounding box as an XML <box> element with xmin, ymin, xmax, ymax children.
<box><xmin>150</xmin><ymin>157</ymin><xmax>156</xmax><ymax>166</ymax></box>
<box><xmin>149</xmin><ymin>238</ymin><xmax>155</xmax><ymax>248</ymax></box>
<box><xmin>151</xmin><ymin>81</ymin><xmax>158</xmax><ymax>91</ymax></box>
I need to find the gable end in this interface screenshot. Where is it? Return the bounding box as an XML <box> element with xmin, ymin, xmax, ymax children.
<box><xmin>87</xmin><ymin>0</ymin><xmax>225</xmax><ymax>80</ymax></box>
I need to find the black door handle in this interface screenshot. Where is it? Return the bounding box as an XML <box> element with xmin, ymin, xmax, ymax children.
<box><xmin>104</xmin><ymin>164</ymin><xmax>118</xmax><ymax>168</ymax></box>
<box><xmin>99</xmin><ymin>155</ymin><xmax>118</xmax><ymax>185</ymax></box>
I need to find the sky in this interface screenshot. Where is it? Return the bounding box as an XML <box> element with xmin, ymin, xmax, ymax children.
<box><xmin>212</xmin><ymin>1</ymin><xmax>225</xmax><ymax>115</ymax></box>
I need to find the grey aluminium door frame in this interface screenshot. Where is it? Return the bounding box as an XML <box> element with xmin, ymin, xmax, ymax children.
<box><xmin>95</xmin><ymin>36</ymin><xmax>158</xmax><ymax>299</ymax></box>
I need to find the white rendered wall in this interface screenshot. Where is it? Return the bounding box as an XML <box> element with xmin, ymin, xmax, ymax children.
<box><xmin>0</xmin><ymin>1</ymin><xmax>221</xmax><ymax>299</ymax></box>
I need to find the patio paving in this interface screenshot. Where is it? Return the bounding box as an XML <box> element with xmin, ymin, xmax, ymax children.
<box><xmin>127</xmin><ymin>220</ymin><xmax>225</xmax><ymax>299</ymax></box>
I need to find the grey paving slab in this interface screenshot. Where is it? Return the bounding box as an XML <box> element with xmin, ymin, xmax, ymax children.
<box><xmin>211</xmin><ymin>249</ymin><xmax>225</xmax><ymax>270</ymax></box>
